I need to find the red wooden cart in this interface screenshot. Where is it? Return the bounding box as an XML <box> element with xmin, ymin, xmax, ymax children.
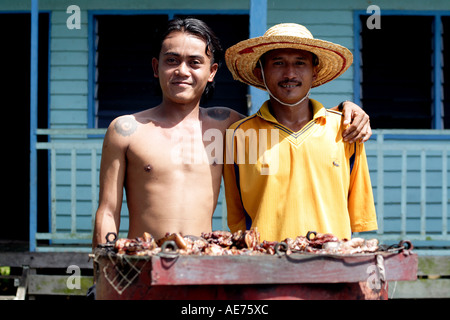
<box><xmin>94</xmin><ymin>244</ymin><xmax>417</xmax><ymax>300</ymax></box>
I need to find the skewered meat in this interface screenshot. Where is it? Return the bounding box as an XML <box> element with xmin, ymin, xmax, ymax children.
<box><xmin>338</xmin><ymin>238</ymin><xmax>379</xmax><ymax>254</ymax></box>
<box><xmin>307</xmin><ymin>233</ymin><xmax>339</xmax><ymax>248</ymax></box>
<box><xmin>201</xmin><ymin>230</ymin><xmax>234</xmax><ymax>247</ymax></box>
<box><xmin>201</xmin><ymin>229</ymin><xmax>261</xmax><ymax>250</ymax></box>
<box><xmin>260</xmin><ymin>240</ymin><xmax>278</xmax><ymax>255</ymax></box>
<box><xmin>106</xmin><ymin>230</ymin><xmax>380</xmax><ymax>256</ymax></box>
<box><xmin>156</xmin><ymin>232</ymin><xmax>188</xmax><ymax>250</ymax></box>
<box><xmin>114</xmin><ymin>232</ymin><xmax>158</xmax><ymax>255</ymax></box>
<box><xmin>179</xmin><ymin>236</ymin><xmax>207</xmax><ymax>255</ymax></box>
<box><xmin>231</xmin><ymin>229</ymin><xmax>260</xmax><ymax>249</ymax></box>
<box><xmin>282</xmin><ymin>236</ymin><xmax>310</xmax><ymax>252</ymax></box>
<box><xmin>317</xmin><ymin>238</ymin><xmax>380</xmax><ymax>254</ymax></box>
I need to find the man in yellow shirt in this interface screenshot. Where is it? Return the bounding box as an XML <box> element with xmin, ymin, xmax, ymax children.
<box><xmin>224</xmin><ymin>23</ymin><xmax>377</xmax><ymax>241</ymax></box>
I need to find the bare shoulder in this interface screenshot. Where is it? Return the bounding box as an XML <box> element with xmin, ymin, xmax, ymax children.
<box><xmin>204</xmin><ymin>107</ymin><xmax>245</xmax><ymax>126</ymax></box>
<box><xmin>110</xmin><ymin>115</ymin><xmax>139</xmax><ymax>137</ymax></box>
<box><xmin>102</xmin><ymin>115</ymin><xmax>141</xmax><ymax>154</ymax></box>
<box><xmin>108</xmin><ymin>106</ymin><xmax>157</xmax><ymax>137</ymax></box>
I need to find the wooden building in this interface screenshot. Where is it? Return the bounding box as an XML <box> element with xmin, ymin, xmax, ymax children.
<box><xmin>0</xmin><ymin>0</ymin><xmax>449</xmax><ymax>299</ymax></box>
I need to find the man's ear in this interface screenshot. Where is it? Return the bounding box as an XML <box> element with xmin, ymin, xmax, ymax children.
<box><xmin>253</xmin><ymin>65</ymin><xmax>263</xmax><ymax>82</ymax></box>
<box><xmin>312</xmin><ymin>65</ymin><xmax>318</xmax><ymax>82</ymax></box>
<box><xmin>152</xmin><ymin>57</ymin><xmax>159</xmax><ymax>78</ymax></box>
<box><xmin>208</xmin><ymin>63</ymin><xmax>219</xmax><ymax>82</ymax></box>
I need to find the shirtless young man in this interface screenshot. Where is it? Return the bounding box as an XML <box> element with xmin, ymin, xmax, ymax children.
<box><xmin>92</xmin><ymin>18</ymin><xmax>371</xmax><ymax>248</ymax></box>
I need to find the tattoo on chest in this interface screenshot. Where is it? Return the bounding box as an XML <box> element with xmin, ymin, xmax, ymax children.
<box><xmin>207</xmin><ymin>108</ymin><xmax>230</xmax><ymax>121</ymax></box>
<box><xmin>114</xmin><ymin>117</ymin><xmax>137</xmax><ymax>136</ymax></box>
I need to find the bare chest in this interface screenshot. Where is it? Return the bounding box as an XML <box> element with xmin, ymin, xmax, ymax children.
<box><xmin>125</xmin><ymin>124</ymin><xmax>224</xmax><ymax>176</ymax></box>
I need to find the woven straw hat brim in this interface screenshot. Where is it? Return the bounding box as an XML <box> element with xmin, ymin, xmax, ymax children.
<box><xmin>225</xmin><ymin>35</ymin><xmax>353</xmax><ymax>90</ymax></box>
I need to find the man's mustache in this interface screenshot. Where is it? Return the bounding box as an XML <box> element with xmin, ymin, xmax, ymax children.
<box><xmin>279</xmin><ymin>79</ymin><xmax>302</xmax><ymax>86</ymax></box>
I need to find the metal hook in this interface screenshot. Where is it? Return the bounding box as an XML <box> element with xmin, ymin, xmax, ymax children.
<box><xmin>274</xmin><ymin>242</ymin><xmax>288</xmax><ymax>257</ymax></box>
<box><xmin>398</xmin><ymin>240</ymin><xmax>413</xmax><ymax>255</ymax></box>
<box><xmin>105</xmin><ymin>232</ymin><xmax>117</xmax><ymax>244</ymax></box>
<box><xmin>306</xmin><ymin>231</ymin><xmax>317</xmax><ymax>241</ymax></box>
<box><xmin>398</xmin><ymin>240</ymin><xmax>413</xmax><ymax>251</ymax></box>
<box><xmin>158</xmin><ymin>240</ymin><xmax>179</xmax><ymax>258</ymax></box>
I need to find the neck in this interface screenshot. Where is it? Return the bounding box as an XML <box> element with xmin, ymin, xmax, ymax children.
<box><xmin>269</xmin><ymin>98</ymin><xmax>313</xmax><ymax>132</ymax></box>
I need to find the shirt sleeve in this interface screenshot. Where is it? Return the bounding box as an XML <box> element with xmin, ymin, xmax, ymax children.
<box><xmin>348</xmin><ymin>142</ymin><xmax>378</xmax><ymax>233</ymax></box>
<box><xmin>223</xmin><ymin>128</ymin><xmax>247</xmax><ymax>233</ymax></box>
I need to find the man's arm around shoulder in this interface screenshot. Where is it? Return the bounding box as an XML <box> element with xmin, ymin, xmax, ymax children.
<box><xmin>206</xmin><ymin>106</ymin><xmax>245</xmax><ymax>127</ymax></box>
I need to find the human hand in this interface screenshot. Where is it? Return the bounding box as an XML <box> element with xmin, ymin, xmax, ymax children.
<box><xmin>341</xmin><ymin>101</ymin><xmax>372</xmax><ymax>143</ymax></box>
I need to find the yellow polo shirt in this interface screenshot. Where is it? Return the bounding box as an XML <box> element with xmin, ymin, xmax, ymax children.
<box><xmin>223</xmin><ymin>99</ymin><xmax>377</xmax><ymax>241</ymax></box>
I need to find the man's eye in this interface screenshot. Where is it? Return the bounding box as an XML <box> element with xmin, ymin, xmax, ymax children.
<box><xmin>190</xmin><ymin>60</ymin><xmax>203</xmax><ymax>68</ymax></box>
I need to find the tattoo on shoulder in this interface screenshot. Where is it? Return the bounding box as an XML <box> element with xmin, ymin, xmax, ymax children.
<box><xmin>207</xmin><ymin>108</ymin><xmax>231</xmax><ymax>121</ymax></box>
<box><xmin>114</xmin><ymin>116</ymin><xmax>138</xmax><ymax>136</ymax></box>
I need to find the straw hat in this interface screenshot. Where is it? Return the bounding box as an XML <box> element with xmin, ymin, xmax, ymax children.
<box><xmin>225</xmin><ymin>23</ymin><xmax>353</xmax><ymax>89</ymax></box>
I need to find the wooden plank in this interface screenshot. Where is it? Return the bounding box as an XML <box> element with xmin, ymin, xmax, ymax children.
<box><xmin>142</xmin><ymin>253</ymin><xmax>417</xmax><ymax>285</ymax></box>
<box><xmin>389</xmin><ymin>279</ymin><xmax>450</xmax><ymax>299</ymax></box>
<box><xmin>28</xmin><ymin>274</ymin><xmax>93</xmax><ymax>296</ymax></box>
<box><xmin>51</xmin><ymin>110</ymin><xmax>88</xmax><ymax>124</ymax></box>
<box><xmin>51</xmin><ymin>52</ymin><xmax>88</xmax><ymax>66</ymax></box>
<box><xmin>14</xmin><ymin>266</ymin><xmax>29</xmax><ymax>300</ymax></box>
<box><xmin>50</xmin><ymin>94</ymin><xmax>88</xmax><ymax>109</ymax></box>
<box><xmin>267</xmin><ymin>9</ymin><xmax>352</xmax><ymax>25</ymax></box>
<box><xmin>0</xmin><ymin>252</ymin><xmax>93</xmax><ymax>269</ymax></box>
<box><xmin>418</xmin><ymin>256</ymin><xmax>450</xmax><ymax>276</ymax></box>
<box><xmin>50</xmin><ymin>66</ymin><xmax>88</xmax><ymax>80</ymax></box>
<box><xmin>309</xmin><ymin>78</ymin><xmax>353</xmax><ymax>93</ymax></box>
<box><xmin>50</xmin><ymin>24</ymin><xmax>87</xmax><ymax>39</ymax></box>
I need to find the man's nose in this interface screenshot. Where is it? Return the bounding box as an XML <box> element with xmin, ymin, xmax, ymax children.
<box><xmin>176</xmin><ymin>62</ymin><xmax>190</xmax><ymax>76</ymax></box>
<box><xmin>283</xmin><ymin>64</ymin><xmax>297</xmax><ymax>79</ymax></box>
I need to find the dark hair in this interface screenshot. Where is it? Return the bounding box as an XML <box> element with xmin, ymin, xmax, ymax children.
<box><xmin>154</xmin><ymin>17</ymin><xmax>223</xmax><ymax>103</ymax></box>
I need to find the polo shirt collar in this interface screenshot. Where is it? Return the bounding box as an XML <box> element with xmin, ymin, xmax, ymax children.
<box><xmin>256</xmin><ymin>98</ymin><xmax>327</xmax><ymax>125</ymax></box>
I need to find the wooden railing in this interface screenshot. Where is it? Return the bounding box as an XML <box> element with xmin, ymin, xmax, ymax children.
<box><xmin>31</xmin><ymin>129</ymin><xmax>450</xmax><ymax>252</ymax></box>
<box><xmin>362</xmin><ymin>130</ymin><xmax>450</xmax><ymax>247</ymax></box>
<box><xmin>34</xmin><ymin>129</ymin><xmax>106</xmax><ymax>251</ymax></box>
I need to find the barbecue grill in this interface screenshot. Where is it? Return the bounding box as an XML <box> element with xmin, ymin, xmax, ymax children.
<box><xmin>93</xmin><ymin>232</ymin><xmax>417</xmax><ymax>300</ymax></box>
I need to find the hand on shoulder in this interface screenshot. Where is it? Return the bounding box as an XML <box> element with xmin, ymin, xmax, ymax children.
<box><xmin>205</xmin><ymin>107</ymin><xmax>245</xmax><ymax>126</ymax></box>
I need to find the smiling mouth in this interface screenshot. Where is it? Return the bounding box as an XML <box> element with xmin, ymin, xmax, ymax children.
<box><xmin>279</xmin><ymin>81</ymin><xmax>301</xmax><ymax>89</ymax></box>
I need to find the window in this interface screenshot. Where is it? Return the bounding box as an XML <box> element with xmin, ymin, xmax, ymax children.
<box><xmin>93</xmin><ymin>14</ymin><xmax>249</xmax><ymax>128</ymax></box>
<box><xmin>94</xmin><ymin>15</ymin><xmax>167</xmax><ymax>128</ymax></box>
<box><xmin>443</xmin><ymin>17</ymin><xmax>450</xmax><ymax>129</ymax></box>
<box><xmin>356</xmin><ymin>13</ymin><xmax>449</xmax><ymax>129</ymax></box>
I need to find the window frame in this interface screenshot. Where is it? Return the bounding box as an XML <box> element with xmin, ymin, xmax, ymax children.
<box><xmin>354</xmin><ymin>10</ymin><xmax>450</xmax><ymax>130</ymax></box>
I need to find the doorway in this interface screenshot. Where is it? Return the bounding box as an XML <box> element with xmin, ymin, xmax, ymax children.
<box><xmin>0</xmin><ymin>13</ymin><xmax>49</xmax><ymax>243</ymax></box>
